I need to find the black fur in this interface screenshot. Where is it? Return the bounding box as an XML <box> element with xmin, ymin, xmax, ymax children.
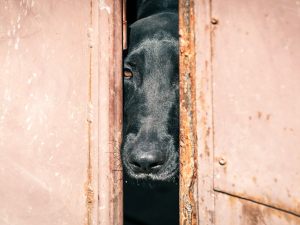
<box><xmin>136</xmin><ymin>0</ymin><xmax>178</xmax><ymax>20</ymax></box>
<box><xmin>123</xmin><ymin>1</ymin><xmax>179</xmax><ymax>225</ymax></box>
<box><xmin>122</xmin><ymin>6</ymin><xmax>179</xmax><ymax>181</ymax></box>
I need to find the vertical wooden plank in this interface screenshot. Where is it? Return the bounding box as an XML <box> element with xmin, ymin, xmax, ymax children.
<box><xmin>179</xmin><ymin>0</ymin><xmax>198</xmax><ymax>224</ymax></box>
<box><xmin>98</xmin><ymin>0</ymin><xmax>123</xmax><ymax>225</ymax></box>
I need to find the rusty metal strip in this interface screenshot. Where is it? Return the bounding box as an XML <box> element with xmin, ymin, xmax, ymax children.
<box><xmin>193</xmin><ymin>0</ymin><xmax>215</xmax><ymax>225</ymax></box>
<box><xmin>179</xmin><ymin>0</ymin><xmax>198</xmax><ymax>224</ymax></box>
<box><xmin>85</xmin><ymin>0</ymin><xmax>97</xmax><ymax>224</ymax></box>
<box><xmin>110</xmin><ymin>0</ymin><xmax>123</xmax><ymax>224</ymax></box>
<box><xmin>98</xmin><ymin>0</ymin><xmax>123</xmax><ymax>224</ymax></box>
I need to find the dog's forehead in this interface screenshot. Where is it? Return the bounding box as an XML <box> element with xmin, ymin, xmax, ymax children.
<box><xmin>129</xmin><ymin>12</ymin><xmax>178</xmax><ymax>45</ymax></box>
<box><xmin>136</xmin><ymin>0</ymin><xmax>178</xmax><ymax>19</ymax></box>
<box><xmin>127</xmin><ymin>37</ymin><xmax>178</xmax><ymax>58</ymax></box>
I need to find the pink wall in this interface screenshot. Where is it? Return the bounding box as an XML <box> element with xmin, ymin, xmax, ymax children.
<box><xmin>0</xmin><ymin>0</ymin><xmax>123</xmax><ymax>224</ymax></box>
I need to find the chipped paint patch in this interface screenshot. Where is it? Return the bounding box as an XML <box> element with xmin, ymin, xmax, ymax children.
<box><xmin>98</xmin><ymin>0</ymin><xmax>111</xmax><ymax>14</ymax></box>
<box><xmin>179</xmin><ymin>0</ymin><xmax>198</xmax><ymax>224</ymax></box>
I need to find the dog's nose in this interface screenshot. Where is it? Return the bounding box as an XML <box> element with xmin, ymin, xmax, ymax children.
<box><xmin>129</xmin><ymin>151</ymin><xmax>165</xmax><ymax>173</ymax></box>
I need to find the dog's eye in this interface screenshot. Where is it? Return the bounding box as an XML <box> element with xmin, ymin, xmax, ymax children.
<box><xmin>124</xmin><ymin>69</ymin><xmax>133</xmax><ymax>79</ymax></box>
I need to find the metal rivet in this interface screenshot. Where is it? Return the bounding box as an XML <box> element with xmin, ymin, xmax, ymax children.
<box><xmin>219</xmin><ymin>158</ymin><xmax>226</xmax><ymax>166</ymax></box>
<box><xmin>211</xmin><ymin>18</ymin><xmax>219</xmax><ymax>25</ymax></box>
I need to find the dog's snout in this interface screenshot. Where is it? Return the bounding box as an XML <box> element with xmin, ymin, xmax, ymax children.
<box><xmin>129</xmin><ymin>151</ymin><xmax>165</xmax><ymax>173</ymax></box>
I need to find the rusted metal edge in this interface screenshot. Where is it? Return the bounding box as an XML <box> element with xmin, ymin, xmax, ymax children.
<box><xmin>85</xmin><ymin>0</ymin><xmax>96</xmax><ymax>224</ymax></box>
<box><xmin>194</xmin><ymin>0</ymin><xmax>215</xmax><ymax>224</ymax></box>
<box><xmin>109</xmin><ymin>0</ymin><xmax>123</xmax><ymax>224</ymax></box>
<box><xmin>98</xmin><ymin>0</ymin><xmax>123</xmax><ymax>224</ymax></box>
<box><xmin>214</xmin><ymin>189</ymin><xmax>300</xmax><ymax>218</ymax></box>
<box><xmin>179</xmin><ymin>0</ymin><xmax>199</xmax><ymax>224</ymax></box>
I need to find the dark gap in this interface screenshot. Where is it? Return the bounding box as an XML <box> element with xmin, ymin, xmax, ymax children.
<box><xmin>122</xmin><ymin>1</ymin><xmax>179</xmax><ymax>225</ymax></box>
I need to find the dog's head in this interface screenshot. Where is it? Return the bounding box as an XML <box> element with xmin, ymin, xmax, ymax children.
<box><xmin>122</xmin><ymin>13</ymin><xmax>179</xmax><ymax>181</ymax></box>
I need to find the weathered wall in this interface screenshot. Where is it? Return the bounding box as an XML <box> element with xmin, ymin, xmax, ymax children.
<box><xmin>0</xmin><ymin>0</ymin><xmax>123</xmax><ymax>225</ymax></box>
<box><xmin>0</xmin><ymin>1</ymin><xmax>95</xmax><ymax>224</ymax></box>
<box><xmin>181</xmin><ymin>0</ymin><xmax>300</xmax><ymax>224</ymax></box>
<box><xmin>212</xmin><ymin>0</ymin><xmax>300</xmax><ymax>216</ymax></box>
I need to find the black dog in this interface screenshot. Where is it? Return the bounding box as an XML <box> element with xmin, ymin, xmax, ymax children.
<box><xmin>122</xmin><ymin>0</ymin><xmax>179</xmax><ymax>181</ymax></box>
<box><xmin>122</xmin><ymin>1</ymin><xmax>179</xmax><ymax>225</ymax></box>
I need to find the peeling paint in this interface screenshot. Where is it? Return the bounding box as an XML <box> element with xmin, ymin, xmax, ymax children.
<box><xmin>98</xmin><ymin>0</ymin><xmax>111</xmax><ymax>14</ymax></box>
<box><xmin>179</xmin><ymin>0</ymin><xmax>198</xmax><ymax>224</ymax></box>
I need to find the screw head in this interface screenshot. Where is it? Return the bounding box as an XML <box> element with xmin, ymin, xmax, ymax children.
<box><xmin>219</xmin><ymin>158</ymin><xmax>226</xmax><ymax>166</ymax></box>
<box><xmin>211</xmin><ymin>18</ymin><xmax>219</xmax><ymax>25</ymax></box>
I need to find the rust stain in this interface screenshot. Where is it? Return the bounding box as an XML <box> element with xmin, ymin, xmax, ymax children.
<box><xmin>208</xmin><ymin>210</ymin><xmax>214</xmax><ymax>224</ymax></box>
<box><xmin>250</xmin><ymin>112</ymin><xmax>272</xmax><ymax>121</ymax></box>
<box><xmin>283</xmin><ymin>127</ymin><xmax>294</xmax><ymax>132</ymax></box>
<box><xmin>242</xmin><ymin>200</ymin><xmax>300</xmax><ymax>225</ymax></box>
<box><xmin>85</xmin><ymin>1</ymin><xmax>94</xmax><ymax>225</ymax></box>
<box><xmin>242</xmin><ymin>203</ymin><xmax>266</xmax><ymax>225</ymax></box>
<box><xmin>257</xmin><ymin>111</ymin><xmax>262</xmax><ymax>119</ymax></box>
<box><xmin>179</xmin><ymin>0</ymin><xmax>198</xmax><ymax>224</ymax></box>
<box><xmin>224</xmin><ymin>194</ymin><xmax>300</xmax><ymax>224</ymax></box>
<box><xmin>229</xmin><ymin>190</ymin><xmax>300</xmax><ymax>217</ymax></box>
<box><xmin>228</xmin><ymin>194</ymin><xmax>238</xmax><ymax>208</ymax></box>
<box><xmin>205</xmin><ymin>147</ymin><xmax>210</xmax><ymax>157</ymax></box>
<box><xmin>286</xmin><ymin>189</ymin><xmax>291</xmax><ymax>198</ymax></box>
<box><xmin>85</xmin><ymin>173</ymin><xmax>94</xmax><ymax>225</ymax></box>
<box><xmin>210</xmin><ymin>15</ymin><xmax>217</xmax><ymax>61</ymax></box>
<box><xmin>204</xmin><ymin>125</ymin><xmax>211</xmax><ymax>157</ymax></box>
